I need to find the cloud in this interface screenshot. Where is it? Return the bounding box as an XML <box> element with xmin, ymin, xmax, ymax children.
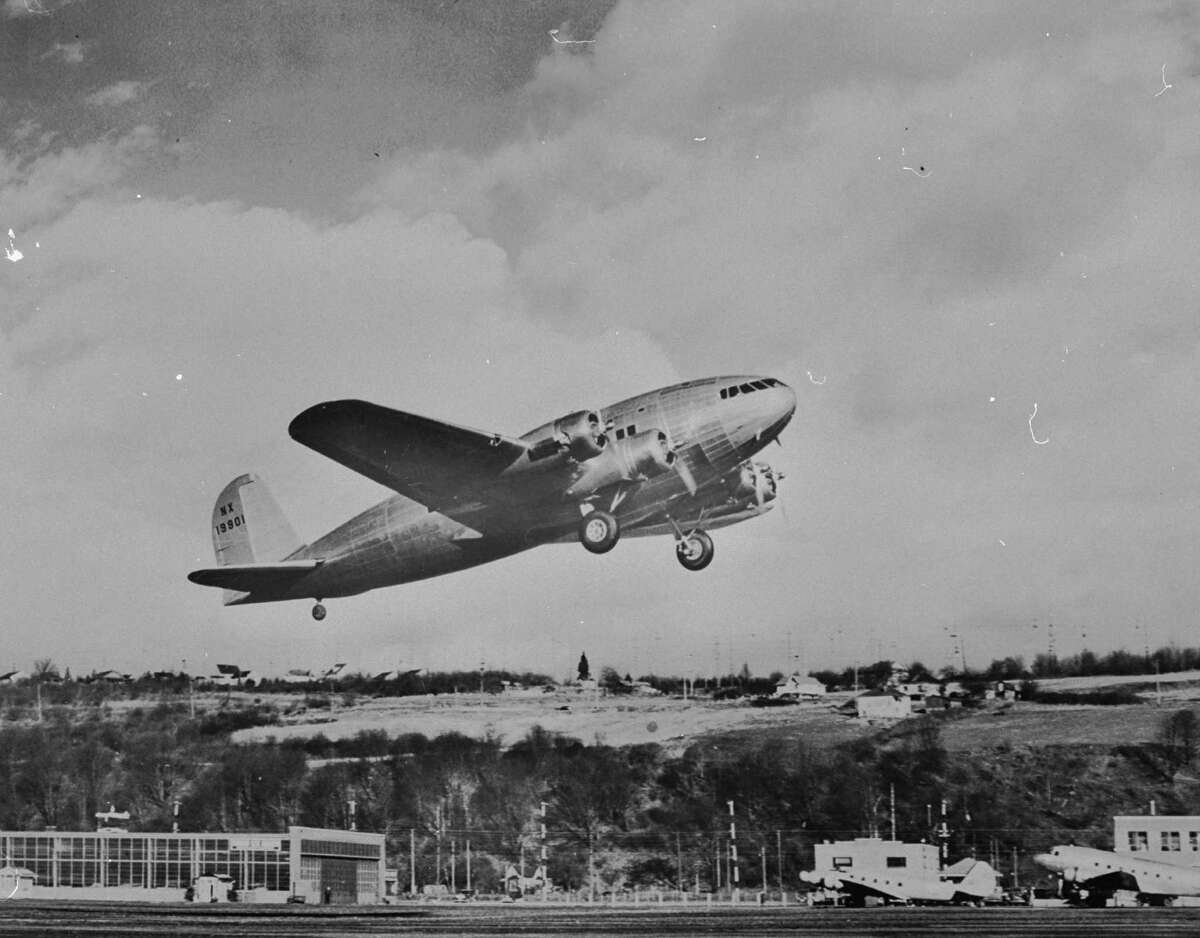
<box><xmin>0</xmin><ymin>125</ymin><xmax>157</xmax><ymax>232</ymax></box>
<box><xmin>8</xmin><ymin>0</ymin><xmax>1200</xmax><ymax>675</ymax></box>
<box><xmin>42</xmin><ymin>39</ymin><xmax>83</xmax><ymax>64</ymax></box>
<box><xmin>84</xmin><ymin>80</ymin><xmax>147</xmax><ymax>107</ymax></box>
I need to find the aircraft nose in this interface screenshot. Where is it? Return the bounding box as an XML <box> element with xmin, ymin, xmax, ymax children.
<box><xmin>1033</xmin><ymin>853</ymin><xmax>1058</xmax><ymax>870</ymax></box>
<box><xmin>762</xmin><ymin>380</ymin><xmax>796</xmax><ymax>440</ymax></box>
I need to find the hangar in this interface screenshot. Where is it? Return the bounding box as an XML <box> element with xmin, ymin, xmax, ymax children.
<box><xmin>0</xmin><ymin>825</ymin><xmax>385</xmax><ymax>904</ymax></box>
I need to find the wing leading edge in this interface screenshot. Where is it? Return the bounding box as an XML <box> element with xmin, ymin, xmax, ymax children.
<box><xmin>288</xmin><ymin>400</ymin><xmax>528</xmax><ymax>511</ymax></box>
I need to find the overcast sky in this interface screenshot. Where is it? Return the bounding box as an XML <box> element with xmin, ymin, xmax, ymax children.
<box><xmin>3</xmin><ymin>1</ymin><xmax>1198</xmax><ymax>682</ymax></box>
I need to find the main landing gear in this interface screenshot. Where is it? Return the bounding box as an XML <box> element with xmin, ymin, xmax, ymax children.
<box><xmin>577</xmin><ymin>508</ymin><xmax>716</xmax><ymax>571</ymax></box>
<box><xmin>312</xmin><ymin>602</ymin><xmax>327</xmax><ymax>621</ymax></box>
<box><xmin>675</xmin><ymin>529</ymin><xmax>714</xmax><ymax>571</ymax></box>
<box><xmin>578</xmin><ymin>509</ymin><xmax>620</xmax><ymax>554</ymax></box>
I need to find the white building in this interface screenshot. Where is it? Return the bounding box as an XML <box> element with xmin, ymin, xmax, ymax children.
<box><xmin>854</xmin><ymin>690</ymin><xmax>912</xmax><ymax>721</ymax></box>
<box><xmin>773</xmin><ymin>674</ymin><xmax>827</xmax><ymax>700</ymax></box>
<box><xmin>0</xmin><ymin>826</ymin><xmax>385</xmax><ymax>904</ymax></box>
<box><xmin>1115</xmin><ymin>814</ymin><xmax>1200</xmax><ymax>867</ymax></box>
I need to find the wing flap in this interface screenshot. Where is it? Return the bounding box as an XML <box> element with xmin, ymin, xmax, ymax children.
<box><xmin>187</xmin><ymin>559</ymin><xmax>322</xmax><ymax>593</ymax></box>
<box><xmin>288</xmin><ymin>400</ymin><xmax>527</xmax><ymax>510</ymax></box>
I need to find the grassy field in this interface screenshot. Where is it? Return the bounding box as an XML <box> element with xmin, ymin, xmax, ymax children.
<box><xmin>226</xmin><ymin>679</ymin><xmax>1200</xmax><ymax>754</ymax></box>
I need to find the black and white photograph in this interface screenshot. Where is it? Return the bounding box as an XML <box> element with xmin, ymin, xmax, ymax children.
<box><xmin>3</xmin><ymin>2</ymin><xmax>1200</xmax><ymax>935</ymax></box>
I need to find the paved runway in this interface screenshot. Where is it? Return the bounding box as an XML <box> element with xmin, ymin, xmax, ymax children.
<box><xmin>3</xmin><ymin>902</ymin><xmax>1200</xmax><ymax>938</ymax></box>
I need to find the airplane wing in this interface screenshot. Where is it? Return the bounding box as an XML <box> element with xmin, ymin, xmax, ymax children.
<box><xmin>288</xmin><ymin>400</ymin><xmax>529</xmax><ymax>513</ymax></box>
<box><xmin>186</xmin><ymin>559</ymin><xmax>322</xmax><ymax>593</ymax></box>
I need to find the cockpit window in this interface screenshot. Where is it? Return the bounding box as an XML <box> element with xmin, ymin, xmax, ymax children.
<box><xmin>751</xmin><ymin>380</ymin><xmax>769</xmax><ymax>390</ymax></box>
<box><xmin>739</xmin><ymin>383</ymin><xmax>754</xmax><ymax>394</ymax></box>
<box><xmin>727</xmin><ymin>385</ymin><xmax>739</xmax><ymax>397</ymax></box>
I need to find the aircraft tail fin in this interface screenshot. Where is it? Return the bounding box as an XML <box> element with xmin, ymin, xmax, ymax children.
<box><xmin>209</xmin><ymin>473</ymin><xmax>303</xmax><ymax>566</ymax></box>
<box><xmin>957</xmin><ymin>860</ymin><xmax>998</xmax><ymax>898</ymax></box>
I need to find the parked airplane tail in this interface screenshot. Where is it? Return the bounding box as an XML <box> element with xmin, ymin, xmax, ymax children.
<box><xmin>956</xmin><ymin>860</ymin><xmax>998</xmax><ymax>898</ymax></box>
<box><xmin>209</xmin><ymin>473</ymin><xmax>303</xmax><ymax>566</ymax></box>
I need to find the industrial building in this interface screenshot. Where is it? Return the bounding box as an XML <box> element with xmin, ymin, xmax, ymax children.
<box><xmin>0</xmin><ymin>825</ymin><xmax>385</xmax><ymax>904</ymax></box>
<box><xmin>1115</xmin><ymin>814</ymin><xmax>1200</xmax><ymax>865</ymax></box>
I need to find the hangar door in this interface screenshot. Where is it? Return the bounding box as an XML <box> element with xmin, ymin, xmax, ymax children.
<box><xmin>298</xmin><ymin>837</ymin><xmax>382</xmax><ymax>905</ymax></box>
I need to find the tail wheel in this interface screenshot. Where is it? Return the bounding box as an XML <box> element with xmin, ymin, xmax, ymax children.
<box><xmin>312</xmin><ymin>603</ymin><xmax>327</xmax><ymax>621</ymax></box>
<box><xmin>676</xmin><ymin>530</ymin><xmax>714</xmax><ymax>571</ymax></box>
<box><xmin>579</xmin><ymin>510</ymin><xmax>620</xmax><ymax>554</ymax></box>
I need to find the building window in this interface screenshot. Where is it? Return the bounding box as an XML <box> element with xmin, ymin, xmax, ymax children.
<box><xmin>1128</xmin><ymin>831</ymin><xmax>1148</xmax><ymax>852</ymax></box>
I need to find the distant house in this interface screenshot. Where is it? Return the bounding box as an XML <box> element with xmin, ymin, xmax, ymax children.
<box><xmin>854</xmin><ymin>689</ymin><xmax>912</xmax><ymax>721</ymax></box>
<box><xmin>773</xmin><ymin>674</ymin><xmax>827</xmax><ymax>700</ymax></box>
<box><xmin>984</xmin><ymin>680</ymin><xmax>1020</xmax><ymax>701</ymax></box>
<box><xmin>0</xmin><ymin>670</ymin><xmax>29</xmax><ymax>685</ymax></box>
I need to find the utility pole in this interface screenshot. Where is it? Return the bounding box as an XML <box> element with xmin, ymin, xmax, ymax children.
<box><xmin>540</xmin><ymin>801</ymin><xmax>549</xmax><ymax>900</ymax></box>
<box><xmin>776</xmin><ymin>830</ymin><xmax>784</xmax><ymax>905</ymax></box>
<box><xmin>450</xmin><ymin>839</ymin><xmax>456</xmax><ymax>893</ymax></box>
<box><xmin>410</xmin><ymin>829</ymin><xmax>416</xmax><ymax>895</ymax></box>
<box><xmin>466</xmin><ymin>840</ymin><xmax>472</xmax><ymax>893</ymax></box>
<box><xmin>760</xmin><ymin>845</ymin><xmax>766</xmax><ymax>893</ymax></box>
<box><xmin>890</xmin><ymin>784</ymin><xmax>896</xmax><ymax>841</ymax></box>
<box><xmin>728</xmin><ymin>800</ymin><xmax>740</xmax><ymax>901</ymax></box>
<box><xmin>676</xmin><ymin>832</ymin><xmax>683</xmax><ymax>896</ymax></box>
<box><xmin>435</xmin><ymin>803</ymin><xmax>443</xmax><ymax>886</ymax></box>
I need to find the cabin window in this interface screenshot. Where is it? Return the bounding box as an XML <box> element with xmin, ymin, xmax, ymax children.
<box><xmin>1163</xmin><ymin>831</ymin><xmax>1181</xmax><ymax>851</ymax></box>
<box><xmin>832</xmin><ymin>857</ymin><xmax>852</xmax><ymax>869</ymax></box>
<box><xmin>615</xmin><ymin>428</ymin><xmax>625</xmax><ymax>440</ymax></box>
<box><xmin>626</xmin><ymin>424</ymin><xmax>636</xmax><ymax>437</ymax></box>
<box><xmin>1190</xmin><ymin>832</ymin><xmax>1199</xmax><ymax>851</ymax></box>
<box><xmin>886</xmin><ymin>857</ymin><xmax>907</xmax><ymax>868</ymax></box>
<box><xmin>1128</xmin><ymin>831</ymin><xmax>1148</xmax><ymax>852</ymax></box>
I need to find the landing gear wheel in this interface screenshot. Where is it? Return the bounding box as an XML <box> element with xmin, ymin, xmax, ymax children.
<box><xmin>312</xmin><ymin>603</ymin><xmax>327</xmax><ymax>621</ymax></box>
<box><xmin>676</xmin><ymin>530</ymin><xmax>714</xmax><ymax>571</ymax></box>
<box><xmin>579</xmin><ymin>510</ymin><xmax>620</xmax><ymax>554</ymax></box>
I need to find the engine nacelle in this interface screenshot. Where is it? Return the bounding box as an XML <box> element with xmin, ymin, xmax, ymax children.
<box><xmin>566</xmin><ymin>429</ymin><xmax>675</xmax><ymax>497</ymax></box>
<box><xmin>522</xmin><ymin>410</ymin><xmax>607</xmax><ymax>464</ymax></box>
<box><xmin>729</xmin><ymin>460</ymin><xmax>778</xmax><ymax>509</ymax></box>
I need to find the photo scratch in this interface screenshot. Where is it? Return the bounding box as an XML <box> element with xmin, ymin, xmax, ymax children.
<box><xmin>806</xmin><ymin>371</ymin><xmax>826</xmax><ymax>385</ymax></box>
<box><xmin>548</xmin><ymin>29</ymin><xmax>595</xmax><ymax>45</ymax></box>
<box><xmin>5</xmin><ymin>229</ymin><xmax>24</xmax><ymax>263</ymax></box>
<box><xmin>1156</xmin><ymin>64</ymin><xmax>1173</xmax><ymax>97</ymax></box>
<box><xmin>902</xmin><ymin>166</ymin><xmax>930</xmax><ymax>177</ymax></box>
<box><xmin>1028</xmin><ymin>402</ymin><xmax>1049</xmax><ymax>445</ymax></box>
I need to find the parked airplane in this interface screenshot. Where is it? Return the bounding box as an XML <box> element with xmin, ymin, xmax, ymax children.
<box><xmin>189</xmin><ymin>375</ymin><xmax>796</xmax><ymax>620</ymax></box>
<box><xmin>801</xmin><ymin>858</ymin><xmax>998</xmax><ymax>906</ymax></box>
<box><xmin>1035</xmin><ymin>844</ymin><xmax>1200</xmax><ymax>907</ymax></box>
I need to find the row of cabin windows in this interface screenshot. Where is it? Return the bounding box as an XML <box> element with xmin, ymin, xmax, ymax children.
<box><xmin>719</xmin><ymin>377</ymin><xmax>784</xmax><ymax>400</ymax></box>
<box><xmin>1126</xmin><ymin>830</ymin><xmax>1200</xmax><ymax>851</ymax></box>
<box><xmin>614</xmin><ymin>424</ymin><xmax>637</xmax><ymax>441</ymax></box>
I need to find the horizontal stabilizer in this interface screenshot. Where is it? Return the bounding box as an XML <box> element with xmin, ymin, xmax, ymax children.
<box><xmin>187</xmin><ymin>559</ymin><xmax>322</xmax><ymax>594</ymax></box>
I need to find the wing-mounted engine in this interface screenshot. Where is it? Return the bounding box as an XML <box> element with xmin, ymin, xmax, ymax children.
<box><xmin>728</xmin><ymin>460</ymin><xmax>779</xmax><ymax>511</ymax></box>
<box><xmin>507</xmin><ymin>410</ymin><xmax>608</xmax><ymax>477</ymax></box>
<box><xmin>565</xmin><ymin>429</ymin><xmax>677</xmax><ymax>497</ymax></box>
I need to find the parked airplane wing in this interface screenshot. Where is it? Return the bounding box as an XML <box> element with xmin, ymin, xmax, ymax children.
<box><xmin>289</xmin><ymin>400</ymin><xmax>528</xmax><ymax>510</ymax></box>
<box><xmin>187</xmin><ymin>559</ymin><xmax>322</xmax><ymax>593</ymax></box>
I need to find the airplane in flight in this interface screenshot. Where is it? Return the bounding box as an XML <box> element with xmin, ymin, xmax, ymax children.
<box><xmin>189</xmin><ymin>375</ymin><xmax>796</xmax><ymax>620</ymax></box>
<box><xmin>1035</xmin><ymin>844</ymin><xmax>1200</xmax><ymax>907</ymax></box>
